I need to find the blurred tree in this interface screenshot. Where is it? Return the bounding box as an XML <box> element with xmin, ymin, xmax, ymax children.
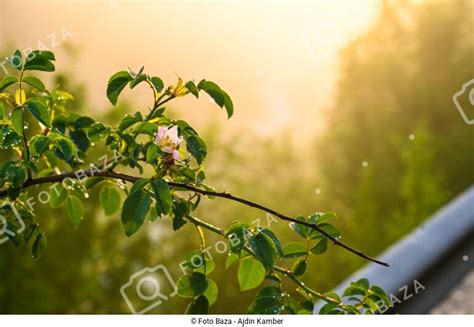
<box><xmin>315</xmin><ymin>0</ymin><xmax>473</xmax><ymax>259</ymax></box>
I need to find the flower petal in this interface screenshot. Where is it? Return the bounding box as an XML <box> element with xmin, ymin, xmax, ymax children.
<box><xmin>156</xmin><ymin>127</ymin><xmax>167</xmax><ymax>143</ymax></box>
<box><xmin>172</xmin><ymin>149</ymin><xmax>181</xmax><ymax>160</ymax></box>
<box><xmin>167</xmin><ymin>125</ymin><xmax>180</xmax><ymax>145</ymax></box>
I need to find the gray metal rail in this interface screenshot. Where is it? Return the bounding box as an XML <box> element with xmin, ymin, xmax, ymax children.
<box><xmin>314</xmin><ymin>185</ymin><xmax>474</xmax><ymax>314</ymax></box>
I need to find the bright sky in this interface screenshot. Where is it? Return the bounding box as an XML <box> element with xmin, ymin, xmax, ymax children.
<box><xmin>0</xmin><ymin>0</ymin><xmax>381</xmax><ymax>137</ymax></box>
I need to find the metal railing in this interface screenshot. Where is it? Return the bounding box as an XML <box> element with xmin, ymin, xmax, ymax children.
<box><xmin>314</xmin><ymin>186</ymin><xmax>474</xmax><ymax>314</ymax></box>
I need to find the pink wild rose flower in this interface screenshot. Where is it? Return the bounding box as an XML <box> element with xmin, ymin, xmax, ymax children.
<box><xmin>154</xmin><ymin>125</ymin><xmax>182</xmax><ymax>160</ymax></box>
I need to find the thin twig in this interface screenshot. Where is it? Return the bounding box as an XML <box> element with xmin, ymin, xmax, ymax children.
<box><xmin>0</xmin><ymin>170</ymin><xmax>389</xmax><ymax>267</ymax></box>
<box><xmin>145</xmin><ymin>94</ymin><xmax>175</xmax><ymax>121</ymax></box>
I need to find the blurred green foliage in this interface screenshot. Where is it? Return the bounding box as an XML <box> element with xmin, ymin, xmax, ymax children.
<box><xmin>0</xmin><ymin>0</ymin><xmax>472</xmax><ymax>313</ymax></box>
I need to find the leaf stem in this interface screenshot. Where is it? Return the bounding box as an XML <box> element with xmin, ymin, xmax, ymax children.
<box><xmin>187</xmin><ymin>214</ymin><xmax>224</xmax><ymax>235</ymax></box>
<box><xmin>145</xmin><ymin>94</ymin><xmax>175</xmax><ymax>121</ymax></box>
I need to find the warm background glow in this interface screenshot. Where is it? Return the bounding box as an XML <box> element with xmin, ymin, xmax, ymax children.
<box><xmin>1</xmin><ymin>0</ymin><xmax>380</xmax><ymax>137</ymax></box>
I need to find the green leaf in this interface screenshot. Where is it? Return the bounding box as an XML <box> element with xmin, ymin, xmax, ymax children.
<box><xmin>106</xmin><ymin>71</ymin><xmax>132</xmax><ymax>105</ymax></box>
<box><xmin>178</xmin><ymin>167</ymin><xmax>196</xmax><ymax>181</ymax></box>
<box><xmin>69</xmin><ymin>130</ymin><xmax>90</xmax><ymax>152</ymax></box>
<box><xmin>32</xmin><ymin>232</ymin><xmax>47</xmax><ymax>259</ymax></box>
<box><xmin>28</xmin><ymin>50</ymin><xmax>55</xmax><ymax>61</ymax></box>
<box><xmin>0</xmin><ymin>126</ymin><xmax>21</xmax><ymax>148</ymax></box>
<box><xmin>259</xmin><ymin>228</ymin><xmax>283</xmax><ymax>256</ymax></box>
<box><xmin>133</xmin><ymin>122</ymin><xmax>157</xmax><ymax>136</ymax></box>
<box><xmin>0</xmin><ymin>75</ymin><xmax>17</xmax><ymax>92</ymax></box>
<box><xmin>310</xmin><ymin>223</ymin><xmax>341</xmax><ymax>240</ymax></box>
<box><xmin>238</xmin><ymin>257</ymin><xmax>266</xmax><ymax>291</ymax></box>
<box><xmin>23</xmin><ymin>57</ymin><xmax>55</xmax><ymax>72</ymax></box>
<box><xmin>249</xmin><ymin>232</ymin><xmax>279</xmax><ymax>270</ymax></box>
<box><xmin>172</xmin><ymin>199</ymin><xmax>189</xmax><ymax>231</ymax></box>
<box><xmin>2</xmin><ymin>125</ymin><xmax>18</xmax><ymax>149</ymax></box>
<box><xmin>185</xmin><ymin>81</ymin><xmax>199</xmax><ymax>98</ymax></box>
<box><xmin>129</xmin><ymin>74</ymin><xmax>147</xmax><ymax>89</ymax></box>
<box><xmin>198</xmin><ymin>80</ymin><xmax>234</xmax><ymax>118</ymax></box>
<box><xmin>225</xmin><ymin>222</ymin><xmax>250</xmax><ymax>253</ymax></box>
<box><xmin>343</xmin><ymin>285</ymin><xmax>366</xmax><ymax>297</ymax></box>
<box><xmin>67</xmin><ymin>196</ymin><xmax>84</xmax><ymax>228</ymax></box>
<box><xmin>285</xmin><ymin>295</ymin><xmax>303</xmax><ymax>314</ymax></box>
<box><xmin>29</xmin><ymin>135</ymin><xmax>50</xmax><ymax>158</ymax></box>
<box><xmin>22</xmin><ymin>76</ymin><xmax>46</xmax><ymax>92</ymax></box>
<box><xmin>1</xmin><ymin>161</ymin><xmax>26</xmax><ymax>187</ymax></box>
<box><xmin>291</xmin><ymin>259</ymin><xmax>307</xmax><ymax>277</ymax></box>
<box><xmin>175</xmin><ymin>119</ymin><xmax>198</xmax><ymax>135</ymax></box>
<box><xmin>150</xmin><ymin>76</ymin><xmax>164</xmax><ymax>92</ymax></box>
<box><xmin>49</xmin><ymin>132</ymin><xmax>77</xmax><ymax>161</ymax></box>
<box><xmin>177</xmin><ymin>272</ymin><xmax>208</xmax><ymax>298</ymax></box>
<box><xmin>11</xmin><ymin>107</ymin><xmax>24</xmax><ymax>135</ymax></box>
<box><xmin>121</xmin><ymin>190</ymin><xmax>151</xmax><ymax>236</ymax></box>
<box><xmin>363</xmin><ymin>298</ymin><xmax>379</xmax><ymax>313</ymax></box>
<box><xmin>342</xmin><ymin>278</ymin><xmax>369</xmax><ymax>297</ymax></box>
<box><xmin>147</xmin><ymin>208</ymin><xmax>158</xmax><ymax>222</ymax></box>
<box><xmin>291</xmin><ymin>216</ymin><xmax>309</xmax><ymax>238</ymax></box>
<box><xmin>50</xmin><ymin>184</ymin><xmax>68</xmax><ymax>208</ymax></box>
<box><xmin>24</xmin><ymin>223</ymin><xmax>40</xmax><ymax>244</ymax></box>
<box><xmin>75</xmin><ymin>116</ymin><xmax>95</xmax><ymax>129</ymax></box>
<box><xmin>87</xmin><ymin>122</ymin><xmax>110</xmax><ymax>141</ymax></box>
<box><xmin>181</xmin><ymin>251</ymin><xmax>215</xmax><ymax>275</ymax></box>
<box><xmin>185</xmin><ymin>296</ymin><xmax>209</xmax><ymax>314</ymax></box>
<box><xmin>0</xmin><ymin>103</ymin><xmax>5</xmax><ymax>120</ymax></box>
<box><xmin>118</xmin><ymin>113</ymin><xmax>142</xmax><ymax>131</ymax></box>
<box><xmin>146</xmin><ymin>143</ymin><xmax>160</xmax><ymax>163</ymax></box>
<box><xmin>84</xmin><ymin>177</ymin><xmax>104</xmax><ymax>190</ymax></box>
<box><xmin>129</xmin><ymin>179</ymin><xmax>150</xmax><ymax>194</ymax></box>
<box><xmin>202</xmin><ymin>279</ymin><xmax>218</xmax><ymax>306</ymax></box>
<box><xmin>8</xmin><ymin>50</ymin><xmax>22</xmax><ymax>70</ymax></box>
<box><xmin>151</xmin><ymin>179</ymin><xmax>172</xmax><ymax>215</ymax></box>
<box><xmin>100</xmin><ymin>185</ymin><xmax>121</xmax><ymax>216</ymax></box>
<box><xmin>282</xmin><ymin>242</ymin><xmax>308</xmax><ymax>258</ymax></box>
<box><xmin>369</xmin><ymin>285</ymin><xmax>391</xmax><ymax>306</ymax></box>
<box><xmin>186</xmin><ymin>134</ymin><xmax>207</xmax><ymax>165</ymax></box>
<box><xmin>357</xmin><ymin>278</ymin><xmax>370</xmax><ymax>291</ymax></box>
<box><xmin>52</xmin><ymin>90</ymin><xmax>74</xmax><ymax>104</ymax></box>
<box><xmin>319</xmin><ymin>303</ymin><xmax>341</xmax><ymax>314</ymax></box>
<box><xmin>298</xmin><ymin>294</ymin><xmax>314</xmax><ymax>308</ymax></box>
<box><xmin>248</xmin><ymin>287</ymin><xmax>283</xmax><ymax>314</ymax></box>
<box><xmin>308</xmin><ymin>212</ymin><xmax>337</xmax><ymax>225</ymax></box>
<box><xmin>44</xmin><ymin>151</ymin><xmax>58</xmax><ymax>167</ymax></box>
<box><xmin>310</xmin><ymin>238</ymin><xmax>328</xmax><ymax>255</ymax></box>
<box><xmin>26</xmin><ymin>100</ymin><xmax>51</xmax><ymax>127</ymax></box>
<box><xmin>225</xmin><ymin>253</ymin><xmax>239</xmax><ymax>269</ymax></box>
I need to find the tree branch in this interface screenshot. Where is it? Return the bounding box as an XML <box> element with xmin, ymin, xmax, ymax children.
<box><xmin>0</xmin><ymin>169</ymin><xmax>389</xmax><ymax>267</ymax></box>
